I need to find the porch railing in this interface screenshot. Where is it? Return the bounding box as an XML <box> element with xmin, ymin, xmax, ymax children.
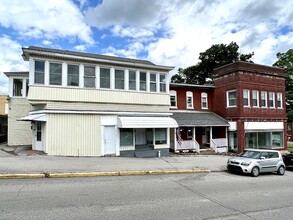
<box><xmin>211</xmin><ymin>138</ymin><xmax>228</xmax><ymax>153</ymax></box>
<box><xmin>175</xmin><ymin>140</ymin><xmax>200</xmax><ymax>153</ymax></box>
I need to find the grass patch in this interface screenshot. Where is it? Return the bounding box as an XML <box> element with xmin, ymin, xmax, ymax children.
<box><xmin>287</xmin><ymin>142</ymin><xmax>293</xmax><ymax>152</ymax></box>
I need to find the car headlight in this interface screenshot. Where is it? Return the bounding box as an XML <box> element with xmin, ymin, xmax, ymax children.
<box><xmin>241</xmin><ymin>161</ymin><xmax>251</xmax><ymax>166</ymax></box>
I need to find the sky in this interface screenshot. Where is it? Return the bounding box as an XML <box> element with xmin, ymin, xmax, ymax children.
<box><xmin>0</xmin><ymin>0</ymin><xmax>293</xmax><ymax>94</ymax></box>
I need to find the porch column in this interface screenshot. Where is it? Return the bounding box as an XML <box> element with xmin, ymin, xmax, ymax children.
<box><xmin>210</xmin><ymin>126</ymin><xmax>213</xmax><ymax>143</ymax></box>
<box><xmin>193</xmin><ymin>127</ymin><xmax>196</xmax><ymax>147</ymax></box>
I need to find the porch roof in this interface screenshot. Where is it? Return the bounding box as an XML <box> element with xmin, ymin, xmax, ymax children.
<box><xmin>171</xmin><ymin>112</ymin><xmax>229</xmax><ymax>127</ymax></box>
<box><xmin>118</xmin><ymin>116</ymin><xmax>178</xmax><ymax>128</ymax></box>
<box><xmin>18</xmin><ymin>114</ymin><xmax>47</xmax><ymax>122</ymax></box>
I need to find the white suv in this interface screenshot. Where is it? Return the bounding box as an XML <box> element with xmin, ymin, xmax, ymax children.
<box><xmin>227</xmin><ymin>149</ymin><xmax>286</xmax><ymax>177</ymax></box>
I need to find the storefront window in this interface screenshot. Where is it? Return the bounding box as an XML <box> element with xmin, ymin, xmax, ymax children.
<box><xmin>155</xmin><ymin>128</ymin><xmax>167</xmax><ymax>144</ymax></box>
<box><xmin>245</xmin><ymin>131</ymin><xmax>283</xmax><ymax>149</ymax></box>
<box><xmin>120</xmin><ymin>129</ymin><xmax>133</xmax><ymax>146</ymax></box>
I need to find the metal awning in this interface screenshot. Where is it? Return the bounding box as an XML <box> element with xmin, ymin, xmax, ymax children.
<box><xmin>19</xmin><ymin>114</ymin><xmax>47</xmax><ymax>122</ymax></box>
<box><xmin>118</xmin><ymin>117</ymin><xmax>178</xmax><ymax>128</ymax></box>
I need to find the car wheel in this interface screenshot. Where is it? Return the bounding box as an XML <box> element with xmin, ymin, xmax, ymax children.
<box><xmin>277</xmin><ymin>165</ymin><xmax>285</xmax><ymax>175</ymax></box>
<box><xmin>251</xmin><ymin>166</ymin><xmax>259</xmax><ymax>177</ymax></box>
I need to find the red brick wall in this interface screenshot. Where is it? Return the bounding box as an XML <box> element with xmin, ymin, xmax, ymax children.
<box><xmin>170</xmin><ymin>86</ymin><xmax>214</xmax><ymax>111</ymax></box>
<box><xmin>213</xmin><ymin>71</ymin><xmax>286</xmax><ymax>119</ymax></box>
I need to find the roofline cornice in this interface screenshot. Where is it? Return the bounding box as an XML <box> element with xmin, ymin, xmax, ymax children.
<box><xmin>22</xmin><ymin>48</ymin><xmax>175</xmax><ymax>72</ymax></box>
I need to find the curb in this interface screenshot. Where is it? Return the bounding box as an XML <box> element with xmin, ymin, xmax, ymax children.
<box><xmin>0</xmin><ymin>169</ymin><xmax>210</xmax><ymax>179</ymax></box>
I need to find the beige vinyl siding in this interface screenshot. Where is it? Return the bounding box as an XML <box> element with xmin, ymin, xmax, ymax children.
<box><xmin>28</xmin><ymin>86</ymin><xmax>170</xmax><ymax>106</ymax></box>
<box><xmin>8</xmin><ymin>98</ymin><xmax>32</xmax><ymax>145</ymax></box>
<box><xmin>46</xmin><ymin>114</ymin><xmax>101</xmax><ymax>156</ymax></box>
<box><xmin>44</xmin><ymin>102</ymin><xmax>169</xmax><ymax>113</ymax></box>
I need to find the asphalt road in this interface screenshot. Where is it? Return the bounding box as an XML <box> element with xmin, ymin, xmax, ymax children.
<box><xmin>1</xmin><ymin>171</ymin><xmax>293</xmax><ymax>220</ymax></box>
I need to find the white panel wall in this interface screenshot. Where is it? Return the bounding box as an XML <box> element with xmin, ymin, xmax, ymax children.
<box><xmin>244</xmin><ymin>122</ymin><xmax>284</xmax><ymax>130</ymax></box>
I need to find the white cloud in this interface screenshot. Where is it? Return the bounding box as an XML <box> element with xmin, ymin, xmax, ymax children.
<box><xmin>0</xmin><ymin>35</ymin><xmax>28</xmax><ymax>94</ymax></box>
<box><xmin>74</xmin><ymin>44</ymin><xmax>87</xmax><ymax>51</ymax></box>
<box><xmin>85</xmin><ymin>0</ymin><xmax>166</xmax><ymax>28</ymax></box>
<box><xmin>103</xmin><ymin>41</ymin><xmax>145</xmax><ymax>58</ymax></box>
<box><xmin>42</xmin><ymin>40</ymin><xmax>52</xmax><ymax>45</ymax></box>
<box><xmin>145</xmin><ymin>0</ymin><xmax>293</xmax><ymax>77</ymax></box>
<box><xmin>0</xmin><ymin>0</ymin><xmax>94</xmax><ymax>44</ymax></box>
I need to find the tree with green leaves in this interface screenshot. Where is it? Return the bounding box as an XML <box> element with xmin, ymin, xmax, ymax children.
<box><xmin>273</xmin><ymin>49</ymin><xmax>293</xmax><ymax>121</ymax></box>
<box><xmin>171</xmin><ymin>42</ymin><xmax>254</xmax><ymax>84</ymax></box>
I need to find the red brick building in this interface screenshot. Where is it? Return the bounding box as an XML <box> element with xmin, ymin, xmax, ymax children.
<box><xmin>213</xmin><ymin>61</ymin><xmax>287</xmax><ymax>152</ymax></box>
<box><xmin>170</xmin><ymin>61</ymin><xmax>287</xmax><ymax>153</ymax></box>
<box><xmin>169</xmin><ymin>84</ymin><xmax>229</xmax><ymax>153</ymax></box>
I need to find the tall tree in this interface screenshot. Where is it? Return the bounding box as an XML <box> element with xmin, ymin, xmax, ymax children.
<box><xmin>273</xmin><ymin>49</ymin><xmax>293</xmax><ymax>121</ymax></box>
<box><xmin>171</xmin><ymin>42</ymin><xmax>254</xmax><ymax>84</ymax></box>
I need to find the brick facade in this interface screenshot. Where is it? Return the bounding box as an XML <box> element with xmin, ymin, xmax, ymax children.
<box><xmin>213</xmin><ymin>61</ymin><xmax>287</xmax><ymax>152</ymax></box>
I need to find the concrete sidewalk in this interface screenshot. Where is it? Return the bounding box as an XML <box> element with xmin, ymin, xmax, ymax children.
<box><xmin>0</xmin><ymin>145</ymin><xmax>230</xmax><ymax>179</ymax></box>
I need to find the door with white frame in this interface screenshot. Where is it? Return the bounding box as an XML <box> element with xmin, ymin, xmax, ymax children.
<box><xmin>104</xmin><ymin>126</ymin><xmax>116</xmax><ymax>155</ymax></box>
<box><xmin>35</xmin><ymin>121</ymin><xmax>43</xmax><ymax>151</ymax></box>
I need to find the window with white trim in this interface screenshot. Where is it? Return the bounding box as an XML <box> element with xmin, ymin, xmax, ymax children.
<box><xmin>100</xmin><ymin>67</ymin><xmax>110</xmax><ymax>89</ymax></box>
<box><xmin>243</xmin><ymin>89</ymin><xmax>250</xmax><ymax>107</ymax></box>
<box><xmin>159</xmin><ymin>74</ymin><xmax>166</xmax><ymax>93</ymax></box>
<box><xmin>261</xmin><ymin>91</ymin><xmax>267</xmax><ymax>108</ymax></box>
<box><xmin>34</xmin><ymin>60</ymin><xmax>45</xmax><ymax>84</ymax></box>
<box><xmin>277</xmin><ymin>92</ymin><xmax>283</xmax><ymax>108</ymax></box>
<box><xmin>84</xmin><ymin>66</ymin><xmax>95</xmax><ymax>88</ymax></box>
<box><xmin>13</xmin><ymin>79</ymin><xmax>23</xmax><ymax>96</ymax></box>
<box><xmin>49</xmin><ymin>62</ymin><xmax>62</xmax><ymax>85</ymax></box>
<box><xmin>150</xmin><ymin>73</ymin><xmax>157</xmax><ymax>92</ymax></box>
<box><xmin>252</xmin><ymin>90</ymin><xmax>259</xmax><ymax>107</ymax></box>
<box><xmin>67</xmin><ymin>64</ymin><xmax>79</xmax><ymax>86</ymax></box>
<box><xmin>201</xmin><ymin>92</ymin><xmax>208</xmax><ymax>109</ymax></box>
<box><xmin>186</xmin><ymin>91</ymin><xmax>193</xmax><ymax>109</ymax></box>
<box><xmin>139</xmin><ymin>72</ymin><xmax>146</xmax><ymax>91</ymax></box>
<box><xmin>128</xmin><ymin>70</ymin><xmax>136</xmax><ymax>90</ymax></box>
<box><xmin>226</xmin><ymin>90</ymin><xmax>236</xmax><ymax>107</ymax></box>
<box><xmin>170</xmin><ymin>90</ymin><xmax>177</xmax><ymax>108</ymax></box>
<box><xmin>269</xmin><ymin>92</ymin><xmax>275</xmax><ymax>108</ymax></box>
<box><xmin>115</xmin><ymin>69</ymin><xmax>124</xmax><ymax>90</ymax></box>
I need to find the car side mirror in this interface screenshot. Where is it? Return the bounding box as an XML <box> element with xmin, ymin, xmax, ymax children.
<box><xmin>260</xmin><ymin>156</ymin><xmax>265</xmax><ymax>160</ymax></box>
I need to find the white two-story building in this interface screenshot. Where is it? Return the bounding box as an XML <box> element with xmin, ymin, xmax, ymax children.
<box><xmin>5</xmin><ymin>46</ymin><xmax>178</xmax><ymax>157</ymax></box>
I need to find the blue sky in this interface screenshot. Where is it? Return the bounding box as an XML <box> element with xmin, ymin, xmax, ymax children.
<box><xmin>0</xmin><ymin>0</ymin><xmax>293</xmax><ymax>94</ymax></box>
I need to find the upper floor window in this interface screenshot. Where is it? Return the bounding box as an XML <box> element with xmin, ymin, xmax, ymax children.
<box><xmin>186</xmin><ymin>91</ymin><xmax>193</xmax><ymax>109</ymax></box>
<box><xmin>261</xmin><ymin>91</ymin><xmax>267</xmax><ymax>108</ymax></box>
<box><xmin>150</xmin><ymin>73</ymin><xmax>157</xmax><ymax>92</ymax></box>
<box><xmin>252</xmin><ymin>90</ymin><xmax>259</xmax><ymax>107</ymax></box>
<box><xmin>13</xmin><ymin>79</ymin><xmax>23</xmax><ymax>96</ymax></box>
<box><xmin>170</xmin><ymin>90</ymin><xmax>177</xmax><ymax>108</ymax></box>
<box><xmin>67</xmin><ymin>64</ymin><xmax>79</xmax><ymax>86</ymax></box>
<box><xmin>227</xmin><ymin>90</ymin><xmax>236</xmax><ymax>107</ymax></box>
<box><xmin>243</xmin><ymin>89</ymin><xmax>250</xmax><ymax>107</ymax></box>
<box><xmin>277</xmin><ymin>92</ymin><xmax>283</xmax><ymax>108</ymax></box>
<box><xmin>49</xmin><ymin>62</ymin><xmax>62</xmax><ymax>85</ymax></box>
<box><xmin>201</xmin><ymin>92</ymin><xmax>208</xmax><ymax>109</ymax></box>
<box><xmin>115</xmin><ymin>69</ymin><xmax>124</xmax><ymax>90</ymax></box>
<box><xmin>100</xmin><ymin>67</ymin><xmax>110</xmax><ymax>89</ymax></box>
<box><xmin>84</xmin><ymin>66</ymin><xmax>95</xmax><ymax>88</ymax></box>
<box><xmin>269</xmin><ymin>92</ymin><xmax>275</xmax><ymax>108</ymax></box>
<box><xmin>129</xmin><ymin>70</ymin><xmax>136</xmax><ymax>90</ymax></box>
<box><xmin>160</xmin><ymin>74</ymin><xmax>166</xmax><ymax>93</ymax></box>
<box><xmin>140</xmin><ymin>72</ymin><xmax>146</xmax><ymax>91</ymax></box>
<box><xmin>34</xmin><ymin>60</ymin><xmax>45</xmax><ymax>84</ymax></box>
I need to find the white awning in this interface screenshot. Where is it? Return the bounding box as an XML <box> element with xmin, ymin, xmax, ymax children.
<box><xmin>19</xmin><ymin>114</ymin><xmax>47</xmax><ymax>122</ymax></box>
<box><xmin>118</xmin><ymin>117</ymin><xmax>178</xmax><ymax>128</ymax></box>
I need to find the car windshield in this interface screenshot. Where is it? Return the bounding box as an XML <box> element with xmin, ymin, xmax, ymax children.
<box><xmin>239</xmin><ymin>150</ymin><xmax>261</xmax><ymax>159</ymax></box>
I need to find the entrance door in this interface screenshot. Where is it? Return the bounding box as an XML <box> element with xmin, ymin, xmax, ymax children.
<box><xmin>35</xmin><ymin>121</ymin><xmax>43</xmax><ymax>151</ymax></box>
<box><xmin>135</xmin><ymin>129</ymin><xmax>145</xmax><ymax>145</ymax></box>
<box><xmin>104</xmin><ymin>126</ymin><xmax>116</xmax><ymax>155</ymax></box>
